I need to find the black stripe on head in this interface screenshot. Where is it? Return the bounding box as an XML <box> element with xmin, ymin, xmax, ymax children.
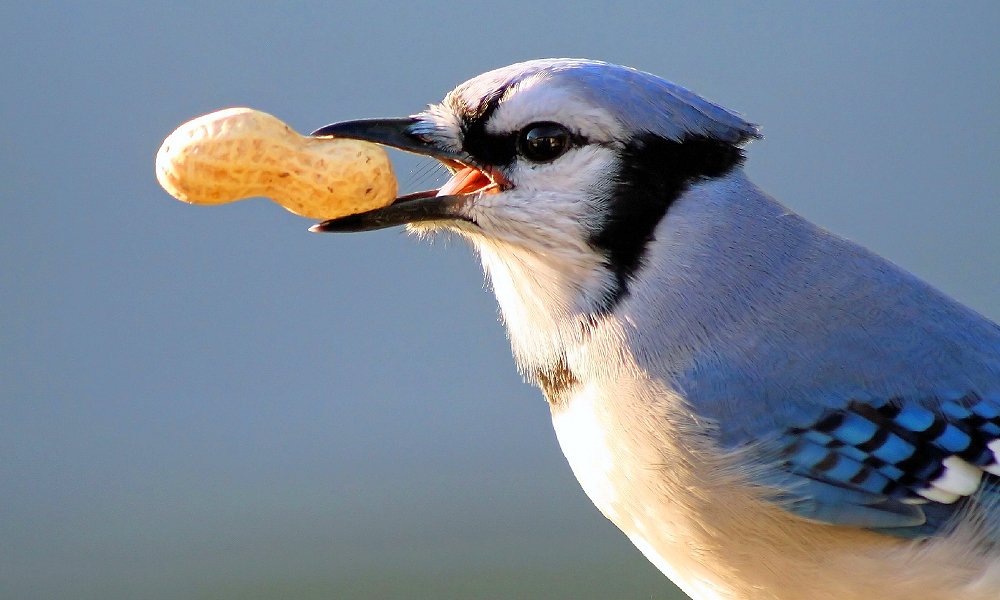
<box><xmin>455</xmin><ymin>84</ymin><xmax>518</xmax><ymax>167</ymax></box>
<box><xmin>590</xmin><ymin>133</ymin><xmax>746</xmax><ymax>311</ymax></box>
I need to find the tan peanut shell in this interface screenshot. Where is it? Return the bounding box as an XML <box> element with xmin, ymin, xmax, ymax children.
<box><xmin>155</xmin><ymin>107</ymin><xmax>397</xmax><ymax>220</ymax></box>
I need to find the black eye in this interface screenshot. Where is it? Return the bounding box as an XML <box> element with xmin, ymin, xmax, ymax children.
<box><xmin>517</xmin><ymin>122</ymin><xmax>572</xmax><ymax>163</ymax></box>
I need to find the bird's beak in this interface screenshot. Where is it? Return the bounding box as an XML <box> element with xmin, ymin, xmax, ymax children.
<box><xmin>311</xmin><ymin>118</ymin><xmax>465</xmax><ymax>162</ymax></box>
<box><xmin>308</xmin><ymin>118</ymin><xmax>499</xmax><ymax>233</ymax></box>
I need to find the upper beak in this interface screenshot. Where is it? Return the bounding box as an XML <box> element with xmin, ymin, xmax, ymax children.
<box><xmin>310</xmin><ymin>118</ymin><xmax>466</xmax><ymax>163</ymax></box>
<box><xmin>309</xmin><ymin>117</ymin><xmax>474</xmax><ymax>233</ymax></box>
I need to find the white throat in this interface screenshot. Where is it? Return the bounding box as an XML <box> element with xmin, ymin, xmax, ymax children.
<box><xmin>472</xmin><ymin>235</ymin><xmax>609</xmax><ymax>370</ymax></box>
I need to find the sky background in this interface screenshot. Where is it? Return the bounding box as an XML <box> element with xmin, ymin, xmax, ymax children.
<box><xmin>2</xmin><ymin>3</ymin><xmax>998</xmax><ymax>599</ymax></box>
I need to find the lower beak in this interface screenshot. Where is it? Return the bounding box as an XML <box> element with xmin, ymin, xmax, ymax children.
<box><xmin>308</xmin><ymin>118</ymin><xmax>483</xmax><ymax>233</ymax></box>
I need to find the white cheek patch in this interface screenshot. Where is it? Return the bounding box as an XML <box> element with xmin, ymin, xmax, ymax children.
<box><xmin>452</xmin><ymin>144</ymin><xmax>623</xmax><ymax>363</ymax></box>
<box><xmin>463</xmin><ymin>144</ymin><xmax>618</xmax><ymax>251</ymax></box>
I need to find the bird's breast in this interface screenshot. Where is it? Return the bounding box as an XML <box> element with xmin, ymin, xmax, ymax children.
<box><xmin>549</xmin><ymin>374</ymin><xmax>742</xmax><ymax>600</ymax></box>
<box><xmin>550</xmin><ymin>382</ymin><xmax>625</xmax><ymax>520</ymax></box>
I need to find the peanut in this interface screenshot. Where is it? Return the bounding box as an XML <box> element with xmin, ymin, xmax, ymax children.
<box><xmin>155</xmin><ymin>108</ymin><xmax>397</xmax><ymax>220</ymax></box>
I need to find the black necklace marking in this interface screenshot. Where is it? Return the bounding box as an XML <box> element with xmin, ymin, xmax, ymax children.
<box><xmin>455</xmin><ymin>84</ymin><xmax>518</xmax><ymax>167</ymax></box>
<box><xmin>591</xmin><ymin>133</ymin><xmax>746</xmax><ymax>312</ymax></box>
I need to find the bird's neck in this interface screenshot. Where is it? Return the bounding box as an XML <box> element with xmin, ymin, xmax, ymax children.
<box><xmin>471</xmin><ymin>168</ymin><xmax>778</xmax><ymax>385</ymax></box>
<box><xmin>473</xmin><ymin>234</ymin><xmax>606</xmax><ymax>375</ymax></box>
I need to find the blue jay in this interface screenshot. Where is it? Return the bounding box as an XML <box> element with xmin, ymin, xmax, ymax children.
<box><xmin>311</xmin><ymin>59</ymin><xmax>1000</xmax><ymax>599</ymax></box>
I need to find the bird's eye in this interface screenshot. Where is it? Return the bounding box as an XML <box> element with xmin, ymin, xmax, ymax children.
<box><xmin>517</xmin><ymin>122</ymin><xmax>572</xmax><ymax>163</ymax></box>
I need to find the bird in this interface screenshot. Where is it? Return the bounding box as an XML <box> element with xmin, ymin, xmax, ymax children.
<box><xmin>309</xmin><ymin>59</ymin><xmax>1000</xmax><ymax>599</ymax></box>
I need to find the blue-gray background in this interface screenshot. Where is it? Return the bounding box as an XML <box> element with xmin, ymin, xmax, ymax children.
<box><xmin>2</xmin><ymin>3</ymin><xmax>998</xmax><ymax>599</ymax></box>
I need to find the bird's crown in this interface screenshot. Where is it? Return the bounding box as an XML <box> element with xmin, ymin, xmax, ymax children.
<box><xmin>435</xmin><ymin>58</ymin><xmax>760</xmax><ymax>145</ymax></box>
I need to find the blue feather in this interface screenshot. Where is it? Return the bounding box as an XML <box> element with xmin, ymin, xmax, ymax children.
<box><xmin>762</xmin><ymin>394</ymin><xmax>1000</xmax><ymax>537</ymax></box>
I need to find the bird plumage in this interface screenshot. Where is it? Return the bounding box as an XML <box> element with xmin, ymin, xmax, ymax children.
<box><xmin>314</xmin><ymin>58</ymin><xmax>1000</xmax><ymax>599</ymax></box>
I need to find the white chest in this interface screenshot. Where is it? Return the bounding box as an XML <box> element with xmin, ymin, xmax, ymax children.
<box><xmin>550</xmin><ymin>383</ymin><xmax>625</xmax><ymax>522</ymax></box>
<box><xmin>550</xmin><ymin>380</ymin><xmax>741</xmax><ymax>600</ymax></box>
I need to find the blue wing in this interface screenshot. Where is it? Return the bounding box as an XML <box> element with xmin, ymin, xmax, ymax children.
<box><xmin>669</xmin><ymin>226</ymin><xmax>1000</xmax><ymax>539</ymax></box>
<box><xmin>762</xmin><ymin>393</ymin><xmax>1000</xmax><ymax>536</ymax></box>
<box><xmin>686</xmin><ymin>381</ymin><xmax>1000</xmax><ymax>539</ymax></box>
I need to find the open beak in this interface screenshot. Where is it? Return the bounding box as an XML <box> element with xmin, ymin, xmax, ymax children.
<box><xmin>308</xmin><ymin>118</ymin><xmax>503</xmax><ymax>233</ymax></box>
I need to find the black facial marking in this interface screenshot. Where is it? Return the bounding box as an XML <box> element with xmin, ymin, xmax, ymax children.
<box><xmin>591</xmin><ymin>133</ymin><xmax>746</xmax><ymax>311</ymax></box>
<box><xmin>456</xmin><ymin>85</ymin><xmax>518</xmax><ymax>167</ymax></box>
<box><xmin>464</xmin><ymin>130</ymin><xmax>518</xmax><ymax>167</ymax></box>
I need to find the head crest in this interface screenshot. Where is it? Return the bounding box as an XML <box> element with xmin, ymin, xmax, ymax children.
<box><xmin>445</xmin><ymin>58</ymin><xmax>760</xmax><ymax>144</ymax></box>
